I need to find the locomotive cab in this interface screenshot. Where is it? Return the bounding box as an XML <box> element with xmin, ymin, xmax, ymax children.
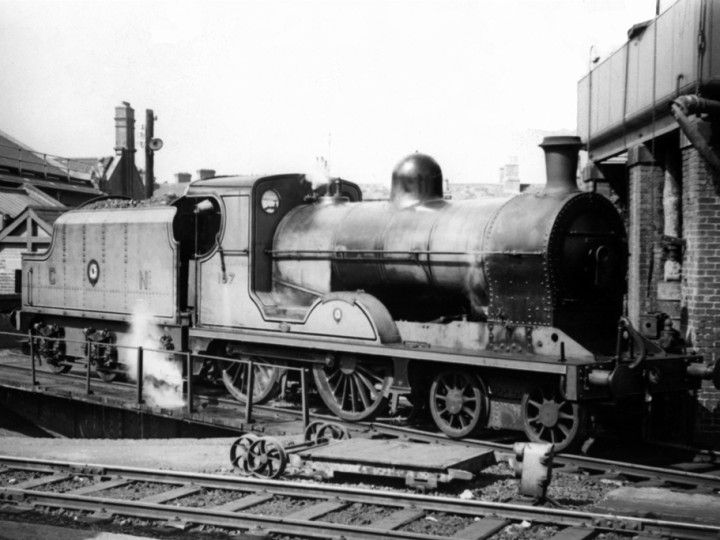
<box><xmin>171</xmin><ymin>195</ymin><xmax>222</xmax><ymax>312</ymax></box>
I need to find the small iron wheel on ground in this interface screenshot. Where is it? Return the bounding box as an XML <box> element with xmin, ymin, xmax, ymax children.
<box><xmin>246</xmin><ymin>437</ymin><xmax>288</xmax><ymax>479</ymax></box>
<box><xmin>429</xmin><ymin>370</ymin><xmax>488</xmax><ymax>438</ymax></box>
<box><xmin>229</xmin><ymin>433</ymin><xmax>260</xmax><ymax>475</ymax></box>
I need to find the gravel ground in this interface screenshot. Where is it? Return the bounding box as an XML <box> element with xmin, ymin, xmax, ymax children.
<box><xmin>0</xmin><ymin>424</ymin><xmax>673</xmax><ymax>540</ymax></box>
<box><xmin>0</xmin><ymin>437</ymin><xmax>237</xmax><ymax>474</ymax></box>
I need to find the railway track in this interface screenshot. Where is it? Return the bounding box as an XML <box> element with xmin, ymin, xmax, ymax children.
<box><xmin>6</xmin><ymin>352</ymin><xmax>720</xmax><ymax>495</ymax></box>
<box><xmin>5</xmin><ymin>349</ymin><xmax>720</xmax><ymax>502</ymax></box>
<box><xmin>1</xmin><ymin>455</ymin><xmax>719</xmax><ymax>540</ymax></box>
<box><xmin>368</xmin><ymin>423</ymin><xmax>720</xmax><ymax>496</ymax></box>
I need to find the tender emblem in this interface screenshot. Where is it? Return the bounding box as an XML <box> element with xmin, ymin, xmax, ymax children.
<box><xmin>87</xmin><ymin>259</ymin><xmax>100</xmax><ymax>286</ymax></box>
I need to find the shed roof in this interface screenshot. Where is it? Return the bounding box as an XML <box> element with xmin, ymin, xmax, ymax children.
<box><xmin>0</xmin><ymin>173</ymin><xmax>102</xmax><ymax>196</ymax></box>
<box><xmin>0</xmin><ymin>184</ymin><xmax>66</xmax><ymax>220</ymax></box>
<box><xmin>0</xmin><ymin>128</ymin><xmax>102</xmax><ymax>192</ymax></box>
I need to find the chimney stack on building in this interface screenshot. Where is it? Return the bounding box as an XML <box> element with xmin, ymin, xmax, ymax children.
<box><xmin>114</xmin><ymin>102</ymin><xmax>135</xmax><ymax>155</ymax></box>
<box><xmin>197</xmin><ymin>169</ymin><xmax>216</xmax><ymax>180</ymax></box>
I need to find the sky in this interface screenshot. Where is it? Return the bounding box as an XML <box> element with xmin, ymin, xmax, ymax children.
<box><xmin>0</xmin><ymin>0</ymin><xmax>672</xmax><ymax>186</ymax></box>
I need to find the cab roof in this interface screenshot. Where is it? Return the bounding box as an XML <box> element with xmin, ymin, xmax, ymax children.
<box><xmin>187</xmin><ymin>174</ymin><xmax>305</xmax><ymax>191</ymax></box>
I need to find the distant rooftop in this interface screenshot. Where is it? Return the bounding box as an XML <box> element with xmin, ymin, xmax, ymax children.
<box><xmin>0</xmin><ymin>128</ymin><xmax>103</xmax><ymax>194</ymax></box>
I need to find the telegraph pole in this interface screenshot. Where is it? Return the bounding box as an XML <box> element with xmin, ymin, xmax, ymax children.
<box><xmin>145</xmin><ymin>109</ymin><xmax>155</xmax><ymax>199</ymax></box>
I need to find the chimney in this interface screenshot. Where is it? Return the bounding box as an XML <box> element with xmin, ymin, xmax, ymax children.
<box><xmin>539</xmin><ymin>136</ymin><xmax>583</xmax><ymax>194</ymax></box>
<box><xmin>175</xmin><ymin>172</ymin><xmax>191</xmax><ymax>184</ymax></box>
<box><xmin>197</xmin><ymin>169</ymin><xmax>216</xmax><ymax>180</ymax></box>
<box><xmin>114</xmin><ymin>102</ymin><xmax>135</xmax><ymax>155</ymax></box>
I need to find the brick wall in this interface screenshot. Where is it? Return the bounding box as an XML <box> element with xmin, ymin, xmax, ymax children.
<box><xmin>681</xmin><ymin>135</ymin><xmax>720</xmax><ymax>438</ymax></box>
<box><xmin>627</xmin><ymin>146</ymin><xmax>664</xmax><ymax>326</ymax></box>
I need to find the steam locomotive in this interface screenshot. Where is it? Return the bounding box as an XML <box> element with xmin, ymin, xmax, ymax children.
<box><xmin>17</xmin><ymin>135</ymin><xmax>719</xmax><ymax>450</ymax></box>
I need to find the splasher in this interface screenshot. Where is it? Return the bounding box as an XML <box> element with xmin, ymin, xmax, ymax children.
<box><xmin>123</xmin><ymin>302</ymin><xmax>185</xmax><ymax>409</ymax></box>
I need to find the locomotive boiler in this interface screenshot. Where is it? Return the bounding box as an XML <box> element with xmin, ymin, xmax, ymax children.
<box><xmin>17</xmin><ymin>135</ymin><xmax>719</xmax><ymax>451</ymax></box>
<box><xmin>272</xmin><ymin>137</ymin><xmax>626</xmax><ymax>355</ymax></box>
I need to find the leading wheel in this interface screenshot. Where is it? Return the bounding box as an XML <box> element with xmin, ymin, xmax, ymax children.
<box><xmin>312</xmin><ymin>355</ymin><xmax>392</xmax><ymax>422</ymax></box>
<box><xmin>429</xmin><ymin>370</ymin><xmax>488</xmax><ymax>438</ymax></box>
<box><xmin>521</xmin><ymin>385</ymin><xmax>585</xmax><ymax>452</ymax></box>
<box><xmin>222</xmin><ymin>356</ymin><xmax>284</xmax><ymax>405</ymax></box>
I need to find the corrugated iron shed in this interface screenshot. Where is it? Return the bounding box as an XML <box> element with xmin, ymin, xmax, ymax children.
<box><xmin>0</xmin><ymin>185</ymin><xmax>65</xmax><ymax>222</ymax></box>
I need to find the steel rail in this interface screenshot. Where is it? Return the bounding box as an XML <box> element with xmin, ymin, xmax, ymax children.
<box><xmin>1</xmin><ymin>456</ymin><xmax>720</xmax><ymax>539</ymax></box>
<box><xmin>368</xmin><ymin>423</ymin><xmax>720</xmax><ymax>492</ymax></box>
<box><xmin>4</xmin><ymin>355</ymin><xmax>720</xmax><ymax>495</ymax></box>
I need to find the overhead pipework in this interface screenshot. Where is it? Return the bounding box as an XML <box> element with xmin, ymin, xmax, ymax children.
<box><xmin>670</xmin><ymin>94</ymin><xmax>720</xmax><ymax>180</ymax></box>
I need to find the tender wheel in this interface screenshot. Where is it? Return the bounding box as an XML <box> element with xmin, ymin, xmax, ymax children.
<box><xmin>31</xmin><ymin>323</ymin><xmax>70</xmax><ymax>374</ymax></box>
<box><xmin>46</xmin><ymin>358</ymin><xmax>72</xmax><ymax>375</ymax></box>
<box><xmin>312</xmin><ymin>355</ymin><xmax>392</xmax><ymax>422</ymax></box>
<box><xmin>429</xmin><ymin>370</ymin><xmax>488</xmax><ymax>438</ymax></box>
<box><xmin>96</xmin><ymin>368</ymin><xmax>118</xmax><ymax>383</ymax></box>
<box><xmin>229</xmin><ymin>433</ymin><xmax>259</xmax><ymax>474</ymax></box>
<box><xmin>222</xmin><ymin>356</ymin><xmax>284</xmax><ymax>405</ymax></box>
<box><xmin>246</xmin><ymin>437</ymin><xmax>287</xmax><ymax>479</ymax></box>
<box><xmin>521</xmin><ymin>385</ymin><xmax>585</xmax><ymax>452</ymax></box>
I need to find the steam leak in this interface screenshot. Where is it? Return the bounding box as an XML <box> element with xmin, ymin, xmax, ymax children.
<box><xmin>123</xmin><ymin>303</ymin><xmax>185</xmax><ymax>409</ymax></box>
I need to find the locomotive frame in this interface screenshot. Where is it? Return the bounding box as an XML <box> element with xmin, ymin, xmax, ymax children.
<box><xmin>17</xmin><ymin>136</ymin><xmax>720</xmax><ymax>451</ymax></box>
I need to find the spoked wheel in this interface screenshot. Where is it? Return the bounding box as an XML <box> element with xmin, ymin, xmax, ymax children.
<box><xmin>304</xmin><ymin>421</ymin><xmax>350</xmax><ymax>443</ymax></box>
<box><xmin>429</xmin><ymin>370</ymin><xmax>488</xmax><ymax>438</ymax></box>
<box><xmin>45</xmin><ymin>358</ymin><xmax>72</xmax><ymax>375</ymax></box>
<box><xmin>303</xmin><ymin>420</ymin><xmax>327</xmax><ymax>443</ymax></box>
<box><xmin>35</xmin><ymin>345</ymin><xmax>71</xmax><ymax>374</ymax></box>
<box><xmin>229</xmin><ymin>433</ymin><xmax>260</xmax><ymax>474</ymax></box>
<box><xmin>312</xmin><ymin>355</ymin><xmax>392</xmax><ymax>422</ymax></box>
<box><xmin>521</xmin><ymin>385</ymin><xmax>586</xmax><ymax>452</ymax></box>
<box><xmin>222</xmin><ymin>356</ymin><xmax>284</xmax><ymax>405</ymax></box>
<box><xmin>246</xmin><ymin>437</ymin><xmax>288</xmax><ymax>479</ymax></box>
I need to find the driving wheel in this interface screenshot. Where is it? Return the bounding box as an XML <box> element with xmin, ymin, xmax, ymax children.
<box><xmin>312</xmin><ymin>355</ymin><xmax>392</xmax><ymax>422</ymax></box>
<box><xmin>521</xmin><ymin>385</ymin><xmax>585</xmax><ymax>452</ymax></box>
<box><xmin>429</xmin><ymin>370</ymin><xmax>488</xmax><ymax>438</ymax></box>
<box><xmin>222</xmin><ymin>356</ymin><xmax>284</xmax><ymax>405</ymax></box>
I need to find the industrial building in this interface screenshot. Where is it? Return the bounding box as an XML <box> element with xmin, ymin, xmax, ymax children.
<box><xmin>578</xmin><ymin>0</ymin><xmax>720</xmax><ymax>439</ymax></box>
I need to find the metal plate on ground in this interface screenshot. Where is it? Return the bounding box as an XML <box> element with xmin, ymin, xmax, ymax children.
<box><xmin>295</xmin><ymin>438</ymin><xmax>496</xmax><ymax>489</ymax></box>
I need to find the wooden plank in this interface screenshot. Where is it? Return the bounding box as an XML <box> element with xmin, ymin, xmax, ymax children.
<box><xmin>548</xmin><ymin>526</ymin><xmax>597</xmax><ymax>540</ymax></box>
<box><xmin>452</xmin><ymin>517</ymin><xmax>509</xmax><ymax>539</ymax></box>
<box><xmin>596</xmin><ymin>486</ymin><xmax>720</xmax><ymax>525</ymax></box>
<box><xmin>283</xmin><ymin>500</ymin><xmax>348</xmax><ymax>521</ymax></box>
<box><xmin>140</xmin><ymin>484</ymin><xmax>203</xmax><ymax>504</ymax></box>
<box><xmin>301</xmin><ymin>438</ymin><xmax>494</xmax><ymax>472</ymax></box>
<box><xmin>209</xmin><ymin>492</ymin><xmax>275</xmax><ymax>512</ymax></box>
<box><xmin>11</xmin><ymin>473</ymin><xmax>70</xmax><ymax>490</ymax></box>
<box><xmin>369</xmin><ymin>508</ymin><xmax>426</xmax><ymax>530</ymax></box>
<box><xmin>66</xmin><ymin>478</ymin><xmax>133</xmax><ymax>495</ymax></box>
